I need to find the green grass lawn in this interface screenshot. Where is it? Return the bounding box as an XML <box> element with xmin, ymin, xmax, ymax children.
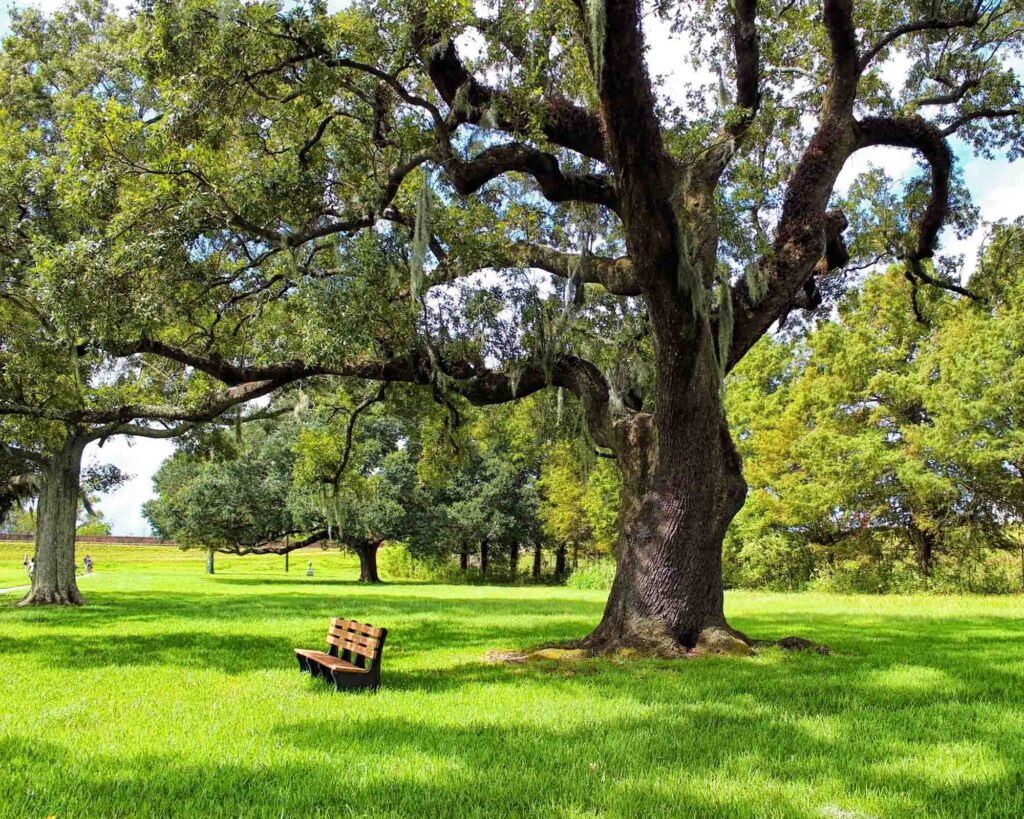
<box><xmin>1</xmin><ymin>548</ymin><xmax>1022</xmax><ymax>817</ymax></box>
<box><xmin>0</xmin><ymin>541</ymin><xmax>362</xmax><ymax>590</ymax></box>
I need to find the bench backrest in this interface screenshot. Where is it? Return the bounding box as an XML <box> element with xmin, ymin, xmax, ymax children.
<box><xmin>326</xmin><ymin>618</ymin><xmax>387</xmax><ymax>667</ymax></box>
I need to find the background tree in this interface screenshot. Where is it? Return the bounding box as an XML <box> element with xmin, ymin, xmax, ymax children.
<box><xmin>0</xmin><ymin>8</ymin><xmax>314</xmax><ymax>604</ymax></box>
<box><xmin>291</xmin><ymin>390</ymin><xmax>423</xmax><ymax>583</ymax></box>
<box><xmin>45</xmin><ymin>1</ymin><xmax>1024</xmax><ymax>649</ymax></box>
<box><xmin>726</xmin><ymin>225</ymin><xmax>1024</xmax><ymax>591</ymax></box>
<box><xmin>147</xmin><ymin>385</ymin><xmax>427</xmax><ymax>583</ymax></box>
<box><xmin>537</xmin><ymin>441</ymin><xmax>621</xmax><ymax>579</ymax></box>
<box><xmin>145</xmin><ymin>418</ymin><xmax>316</xmax><ymax>575</ymax></box>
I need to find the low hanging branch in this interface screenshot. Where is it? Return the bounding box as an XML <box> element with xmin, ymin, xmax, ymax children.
<box><xmin>331</xmin><ymin>383</ymin><xmax>388</xmax><ymax>487</ymax></box>
<box><xmin>856</xmin><ymin>115</ymin><xmax>982</xmax><ymax>312</ymax></box>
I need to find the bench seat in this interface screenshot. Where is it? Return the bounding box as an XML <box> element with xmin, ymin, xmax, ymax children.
<box><xmin>294</xmin><ymin>649</ymin><xmax>368</xmax><ymax>674</ymax></box>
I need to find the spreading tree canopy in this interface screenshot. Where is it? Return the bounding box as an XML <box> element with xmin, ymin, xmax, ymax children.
<box><xmin>13</xmin><ymin>1</ymin><xmax>1023</xmax><ymax>647</ymax></box>
<box><xmin>0</xmin><ymin>7</ymin><xmax>298</xmax><ymax>603</ymax></box>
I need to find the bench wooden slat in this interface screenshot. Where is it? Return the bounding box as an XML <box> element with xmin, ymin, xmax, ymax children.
<box><xmin>324</xmin><ymin>620</ymin><xmax>384</xmax><ymax>661</ymax></box>
<box><xmin>294</xmin><ymin>648</ymin><xmax>333</xmax><ymax>662</ymax></box>
<box><xmin>330</xmin><ymin>620</ymin><xmax>383</xmax><ymax>638</ymax></box>
<box><xmin>318</xmin><ymin>657</ymin><xmax>368</xmax><ymax>674</ymax></box>
<box><xmin>326</xmin><ymin>633</ymin><xmax>380</xmax><ymax>651</ymax></box>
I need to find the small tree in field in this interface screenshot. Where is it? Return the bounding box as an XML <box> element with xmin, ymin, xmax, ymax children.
<box><xmin>147</xmin><ymin>388</ymin><xmax>428</xmax><ymax>583</ymax></box>
<box><xmin>0</xmin><ymin>320</ymin><xmax>280</xmax><ymax>605</ymax></box>
<box><xmin>28</xmin><ymin>2</ymin><xmax>1024</xmax><ymax>647</ymax></box>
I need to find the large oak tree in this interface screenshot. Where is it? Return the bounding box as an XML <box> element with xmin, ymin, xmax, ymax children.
<box><xmin>42</xmin><ymin>1</ymin><xmax>1024</xmax><ymax>649</ymax></box>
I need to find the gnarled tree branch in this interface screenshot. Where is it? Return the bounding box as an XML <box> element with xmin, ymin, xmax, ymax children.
<box><xmin>856</xmin><ymin>115</ymin><xmax>980</xmax><ymax>303</ymax></box>
<box><xmin>417</xmin><ymin>30</ymin><xmax>606</xmax><ymax>161</ymax></box>
<box><xmin>441</xmin><ymin>143</ymin><xmax>620</xmax><ymax>213</ymax></box>
<box><xmin>114</xmin><ymin>340</ymin><xmax>615</xmax><ymax>450</ymax></box>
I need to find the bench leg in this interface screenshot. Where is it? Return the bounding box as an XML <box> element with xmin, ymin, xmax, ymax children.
<box><xmin>296</xmin><ymin>655</ymin><xmax>310</xmax><ymax>674</ymax></box>
<box><xmin>331</xmin><ymin>667</ymin><xmax>381</xmax><ymax>692</ymax></box>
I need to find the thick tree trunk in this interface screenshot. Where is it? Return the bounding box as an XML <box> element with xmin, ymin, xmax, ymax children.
<box><xmin>19</xmin><ymin>436</ymin><xmax>86</xmax><ymax>607</ymax></box>
<box><xmin>509</xmin><ymin>541</ymin><xmax>518</xmax><ymax>581</ymax></box>
<box><xmin>460</xmin><ymin>550</ymin><xmax>468</xmax><ymax>571</ymax></box>
<box><xmin>206</xmin><ymin>546</ymin><xmax>215</xmax><ymax>575</ymax></box>
<box><xmin>355</xmin><ymin>540</ymin><xmax>381</xmax><ymax>583</ymax></box>
<box><xmin>533</xmin><ymin>541</ymin><xmax>542</xmax><ymax>580</ymax></box>
<box><xmin>581</xmin><ymin>339</ymin><xmax>749</xmax><ymax>655</ymax></box>
<box><xmin>480</xmin><ymin>540</ymin><xmax>489</xmax><ymax>576</ymax></box>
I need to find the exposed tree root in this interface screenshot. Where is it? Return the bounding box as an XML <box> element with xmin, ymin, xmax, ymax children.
<box><xmin>689</xmin><ymin>625</ymin><xmax>756</xmax><ymax>657</ymax></box>
<box><xmin>487</xmin><ymin>624</ymin><xmax>829</xmax><ymax>665</ymax></box>
<box><xmin>755</xmin><ymin>636</ymin><xmax>831</xmax><ymax>655</ymax></box>
<box><xmin>576</xmin><ymin>616</ymin><xmax>758</xmax><ymax>658</ymax></box>
<box><xmin>16</xmin><ymin>588</ymin><xmax>84</xmax><ymax>607</ymax></box>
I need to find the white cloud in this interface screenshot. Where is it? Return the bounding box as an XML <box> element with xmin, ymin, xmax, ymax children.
<box><xmin>943</xmin><ymin>154</ymin><xmax>1024</xmax><ymax>271</ymax></box>
<box><xmin>834</xmin><ymin>146</ymin><xmax>919</xmax><ymax>193</ymax></box>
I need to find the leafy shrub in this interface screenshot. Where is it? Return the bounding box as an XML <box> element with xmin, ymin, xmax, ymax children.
<box><xmin>723</xmin><ymin>530</ymin><xmax>815</xmax><ymax>591</ymax></box>
<box><xmin>566</xmin><ymin>560</ymin><xmax>617</xmax><ymax>590</ymax></box>
<box><xmin>807</xmin><ymin>556</ymin><xmax>924</xmax><ymax>594</ymax></box>
<box><xmin>807</xmin><ymin>550</ymin><xmax>1024</xmax><ymax>595</ymax></box>
<box><xmin>929</xmin><ymin>551</ymin><xmax>1022</xmax><ymax>595</ymax></box>
<box><xmin>377</xmin><ymin>544</ymin><xmax>450</xmax><ymax>581</ymax></box>
<box><xmin>377</xmin><ymin>544</ymin><xmax>527</xmax><ymax>584</ymax></box>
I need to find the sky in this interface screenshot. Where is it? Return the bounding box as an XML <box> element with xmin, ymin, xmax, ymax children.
<box><xmin>3</xmin><ymin>2</ymin><xmax>1022</xmax><ymax>534</ymax></box>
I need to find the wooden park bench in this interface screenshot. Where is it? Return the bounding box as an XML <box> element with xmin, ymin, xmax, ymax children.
<box><xmin>294</xmin><ymin>618</ymin><xmax>388</xmax><ymax>692</ymax></box>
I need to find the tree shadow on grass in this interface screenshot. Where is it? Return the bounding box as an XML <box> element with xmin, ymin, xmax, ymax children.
<box><xmin>0</xmin><ymin>729</ymin><xmax>812</xmax><ymax>819</ymax></box>
<box><xmin>2</xmin><ymin>588</ymin><xmax>1024</xmax><ymax>817</ymax></box>
<box><xmin>0</xmin><ymin>589</ymin><xmax>602</xmax><ymax>674</ymax></box>
<box><xmin>2</xmin><ymin>585</ymin><xmax>1023</xmax><ymax>700</ymax></box>
<box><xmin>2</xmin><ymin>700</ymin><xmax>1021</xmax><ymax>818</ymax></box>
<box><xmin>206</xmin><ymin>576</ymin><xmax>433</xmax><ymax>587</ymax></box>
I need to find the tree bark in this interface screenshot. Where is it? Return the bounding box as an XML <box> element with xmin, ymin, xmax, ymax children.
<box><xmin>480</xmin><ymin>539</ymin><xmax>489</xmax><ymax>576</ymax></box>
<box><xmin>509</xmin><ymin>541</ymin><xmax>518</xmax><ymax>581</ymax></box>
<box><xmin>206</xmin><ymin>545</ymin><xmax>215</xmax><ymax>575</ymax></box>
<box><xmin>460</xmin><ymin>550</ymin><xmax>468</xmax><ymax>571</ymax></box>
<box><xmin>533</xmin><ymin>541</ymin><xmax>542</xmax><ymax>580</ymax></box>
<box><xmin>910</xmin><ymin>525</ymin><xmax>935</xmax><ymax>577</ymax></box>
<box><xmin>19</xmin><ymin>435</ymin><xmax>86</xmax><ymax>606</ymax></box>
<box><xmin>555</xmin><ymin>543</ymin><xmax>567</xmax><ymax>580</ymax></box>
<box><xmin>581</xmin><ymin>338</ymin><xmax>749</xmax><ymax>655</ymax></box>
<box><xmin>354</xmin><ymin>540</ymin><xmax>381</xmax><ymax>583</ymax></box>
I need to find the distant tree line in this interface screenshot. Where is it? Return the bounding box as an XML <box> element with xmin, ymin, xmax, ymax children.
<box><xmin>142</xmin><ymin>384</ymin><xmax>619</xmax><ymax>584</ymax></box>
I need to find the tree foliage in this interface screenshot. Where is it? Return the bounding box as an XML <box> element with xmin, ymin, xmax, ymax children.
<box><xmin>3</xmin><ymin>0</ymin><xmax>1022</xmax><ymax>637</ymax></box>
<box><xmin>727</xmin><ymin>223</ymin><xmax>1024</xmax><ymax>592</ymax></box>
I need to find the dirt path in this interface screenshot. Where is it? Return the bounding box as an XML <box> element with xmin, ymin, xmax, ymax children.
<box><xmin>0</xmin><ymin>573</ymin><xmax>100</xmax><ymax>596</ymax></box>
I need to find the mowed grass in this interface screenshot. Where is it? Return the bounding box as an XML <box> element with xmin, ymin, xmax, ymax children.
<box><xmin>0</xmin><ymin>547</ymin><xmax>1022</xmax><ymax>817</ymax></box>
